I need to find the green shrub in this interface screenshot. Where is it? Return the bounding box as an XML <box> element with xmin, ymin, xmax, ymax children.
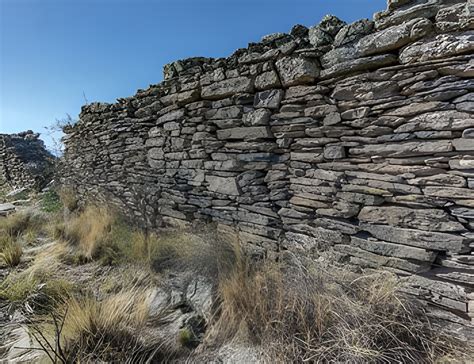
<box><xmin>41</xmin><ymin>190</ymin><xmax>62</xmax><ymax>213</ymax></box>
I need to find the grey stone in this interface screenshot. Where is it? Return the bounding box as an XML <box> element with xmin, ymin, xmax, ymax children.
<box><xmin>0</xmin><ymin>202</ymin><xmax>15</xmax><ymax>216</ymax></box>
<box><xmin>308</xmin><ymin>27</ymin><xmax>333</xmax><ymax>47</ymax></box>
<box><xmin>400</xmin><ymin>31</ymin><xmax>474</xmax><ymax>64</ymax></box>
<box><xmin>216</xmin><ymin>127</ymin><xmax>273</xmax><ymax>140</ymax></box>
<box><xmin>351</xmin><ymin>236</ymin><xmax>437</xmax><ymax>262</ymax></box>
<box><xmin>324</xmin><ymin>145</ymin><xmax>345</xmax><ymax>159</ymax></box>
<box><xmin>205</xmin><ymin>175</ymin><xmax>240</xmax><ymax>196</ymax></box>
<box><xmin>201</xmin><ymin>77</ymin><xmax>254</xmax><ymax>100</ymax></box>
<box><xmin>349</xmin><ymin>140</ymin><xmax>453</xmax><ymax>157</ymax></box>
<box><xmin>453</xmin><ymin>138</ymin><xmax>474</xmax><ymax>151</ymax></box>
<box><xmin>334</xmin><ymin>19</ymin><xmax>374</xmax><ymax>47</ymax></box>
<box><xmin>423</xmin><ymin>186</ymin><xmax>474</xmax><ymax>199</ymax></box>
<box><xmin>254</xmin><ymin>89</ymin><xmax>284</xmax><ymax>109</ymax></box>
<box><xmin>242</xmin><ymin>109</ymin><xmax>271</xmax><ymax>126</ymax></box>
<box><xmin>358</xmin><ymin>206</ymin><xmax>466</xmax><ymax>232</ymax></box>
<box><xmin>255</xmin><ymin>70</ymin><xmax>281</xmax><ymax>90</ymax></box>
<box><xmin>358</xmin><ymin>18</ymin><xmax>433</xmax><ymax>56</ymax></box>
<box><xmin>275</xmin><ymin>57</ymin><xmax>320</xmax><ymax>87</ymax></box>
<box><xmin>463</xmin><ymin>129</ymin><xmax>474</xmax><ymax>138</ymax></box>
<box><xmin>341</xmin><ymin>107</ymin><xmax>370</xmax><ymax>120</ymax></box>
<box><xmin>360</xmin><ymin>223</ymin><xmax>470</xmax><ymax>253</ymax></box>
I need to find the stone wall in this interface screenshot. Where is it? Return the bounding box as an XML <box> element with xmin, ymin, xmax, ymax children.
<box><xmin>62</xmin><ymin>0</ymin><xmax>474</xmax><ymax>338</ymax></box>
<box><xmin>0</xmin><ymin>131</ymin><xmax>55</xmax><ymax>192</ymax></box>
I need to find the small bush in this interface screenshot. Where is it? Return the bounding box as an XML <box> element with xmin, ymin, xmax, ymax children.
<box><xmin>178</xmin><ymin>328</ymin><xmax>194</xmax><ymax>347</ymax></box>
<box><xmin>41</xmin><ymin>190</ymin><xmax>62</xmax><ymax>213</ymax></box>
<box><xmin>0</xmin><ymin>235</ymin><xmax>23</xmax><ymax>267</ymax></box>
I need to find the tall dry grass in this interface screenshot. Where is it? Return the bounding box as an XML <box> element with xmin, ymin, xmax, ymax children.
<box><xmin>206</xmin><ymin>258</ymin><xmax>471</xmax><ymax>363</ymax></box>
<box><xmin>32</xmin><ymin>288</ymin><xmax>176</xmax><ymax>363</ymax></box>
<box><xmin>54</xmin><ymin>205</ymin><xmax>115</xmax><ymax>260</ymax></box>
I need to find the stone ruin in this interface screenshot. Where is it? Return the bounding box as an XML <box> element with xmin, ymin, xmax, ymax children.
<box><xmin>61</xmin><ymin>0</ymin><xmax>473</xmax><ymax>338</ymax></box>
<box><xmin>0</xmin><ymin>131</ymin><xmax>55</xmax><ymax>192</ymax></box>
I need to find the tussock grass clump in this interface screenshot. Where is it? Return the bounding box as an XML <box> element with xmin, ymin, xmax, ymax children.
<box><xmin>0</xmin><ymin>273</ymin><xmax>73</xmax><ymax>311</ymax></box>
<box><xmin>0</xmin><ymin>210</ymin><xmax>45</xmax><ymax>238</ymax></box>
<box><xmin>37</xmin><ymin>289</ymin><xmax>173</xmax><ymax>363</ymax></box>
<box><xmin>208</xmin><ymin>259</ymin><xmax>471</xmax><ymax>363</ymax></box>
<box><xmin>0</xmin><ymin>235</ymin><xmax>23</xmax><ymax>267</ymax></box>
<box><xmin>54</xmin><ymin>205</ymin><xmax>115</xmax><ymax>261</ymax></box>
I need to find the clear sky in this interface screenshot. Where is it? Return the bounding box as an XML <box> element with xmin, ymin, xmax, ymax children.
<box><xmin>1</xmin><ymin>0</ymin><xmax>386</xmax><ymax>151</ymax></box>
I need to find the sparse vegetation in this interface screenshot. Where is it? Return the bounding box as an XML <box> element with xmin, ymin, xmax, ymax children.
<box><xmin>0</xmin><ymin>273</ymin><xmax>73</xmax><ymax>311</ymax></box>
<box><xmin>31</xmin><ymin>289</ymin><xmax>176</xmax><ymax>363</ymax></box>
<box><xmin>205</xmin><ymin>259</ymin><xmax>471</xmax><ymax>363</ymax></box>
<box><xmin>41</xmin><ymin>189</ymin><xmax>62</xmax><ymax>213</ymax></box>
<box><xmin>0</xmin><ymin>209</ymin><xmax>45</xmax><ymax>238</ymax></box>
<box><xmin>1</xmin><ymin>192</ymin><xmax>471</xmax><ymax>363</ymax></box>
<box><xmin>0</xmin><ymin>235</ymin><xmax>23</xmax><ymax>267</ymax></box>
<box><xmin>57</xmin><ymin>186</ymin><xmax>79</xmax><ymax>212</ymax></box>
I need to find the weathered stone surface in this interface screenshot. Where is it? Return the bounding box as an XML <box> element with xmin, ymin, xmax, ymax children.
<box><xmin>334</xmin><ymin>19</ymin><xmax>374</xmax><ymax>47</ymax></box>
<box><xmin>254</xmin><ymin>89</ymin><xmax>284</xmax><ymax>109</ymax></box>
<box><xmin>0</xmin><ymin>131</ymin><xmax>55</xmax><ymax>191</ymax></box>
<box><xmin>205</xmin><ymin>175</ymin><xmax>240</xmax><ymax>196</ymax></box>
<box><xmin>216</xmin><ymin>127</ymin><xmax>273</xmax><ymax>140</ymax></box>
<box><xmin>0</xmin><ymin>202</ymin><xmax>15</xmax><ymax>216</ymax></box>
<box><xmin>349</xmin><ymin>140</ymin><xmax>452</xmax><ymax>157</ymax></box>
<box><xmin>350</xmin><ymin>236</ymin><xmax>437</xmax><ymax>262</ymax></box>
<box><xmin>358</xmin><ymin>18</ymin><xmax>432</xmax><ymax>56</ymax></box>
<box><xmin>360</xmin><ymin>223</ymin><xmax>470</xmax><ymax>253</ymax></box>
<box><xmin>242</xmin><ymin>109</ymin><xmax>271</xmax><ymax>126</ymax></box>
<box><xmin>275</xmin><ymin>57</ymin><xmax>320</xmax><ymax>87</ymax></box>
<box><xmin>358</xmin><ymin>206</ymin><xmax>465</xmax><ymax>232</ymax></box>
<box><xmin>255</xmin><ymin>70</ymin><xmax>281</xmax><ymax>90</ymax></box>
<box><xmin>400</xmin><ymin>31</ymin><xmax>474</xmax><ymax>64</ymax></box>
<box><xmin>201</xmin><ymin>77</ymin><xmax>254</xmax><ymax>100</ymax></box>
<box><xmin>324</xmin><ymin>145</ymin><xmax>345</xmax><ymax>159</ymax></box>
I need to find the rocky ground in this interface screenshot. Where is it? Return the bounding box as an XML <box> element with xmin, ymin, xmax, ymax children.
<box><xmin>1</xmin><ymin>189</ymin><xmax>472</xmax><ymax>363</ymax></box>
<box><xmin>0</xmin><ymin>190</ymin><xmax>263</xmax><ymax>363</ymax></box>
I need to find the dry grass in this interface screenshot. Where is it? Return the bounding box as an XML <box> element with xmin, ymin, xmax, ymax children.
<box><xmin>0</xmin><ymin>273</ymin><xmax>73</xmax><ymax>311</ymax></box>
<box><xmin>0</xmin><ymin>209</ymin><xmax>45</xmax><ymax>238</ymax></box>
<box><xmin>0</xmin><ymin>235</ymin><xmax>23</xmax><ymax>267</ymax></box>
<box><xmin>57</xmin><ymin>187</ymin><xmax>79</xmax><ymax>212</ymax></box>
<box><xmin>36</xmin><ymin>288</ymin><xmax>174</xmax><ymax>363</ymax></box>
<box><xmin>54</xmin><ymin>205</ymin><xmax>115</xmax><ymax>260</ymax></box>
<box><xmin>206</xmin><ymin>258</ymin><xmax>471</xmax><ymax>363</ymax></box>
<box><xmin>52</xmin><ymin>204</ymin><xmax>236</xmax><ymax>275</ymax></box>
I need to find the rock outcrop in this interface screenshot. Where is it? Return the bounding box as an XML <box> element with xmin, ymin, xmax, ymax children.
<box><xmin>0</xmin><ymin>131</ymin><xmax>55</xmax><ymax>192</ymax></box>
<box><xmin>61</xmin><ymin>0</ymin><xmax>474</xmax><ymax>338</ymax></box>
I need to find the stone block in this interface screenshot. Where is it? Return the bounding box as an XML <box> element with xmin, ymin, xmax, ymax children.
<box><xmin>275</xmin><ymin>56</ymin><xmax>320</xmax><ymax>87</ymax></box>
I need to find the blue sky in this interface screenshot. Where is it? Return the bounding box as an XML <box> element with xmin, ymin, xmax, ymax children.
<box><xmin>0</xmin><ymin>0</ymin><xmax>385</xmax><ymax>151</ymax></box>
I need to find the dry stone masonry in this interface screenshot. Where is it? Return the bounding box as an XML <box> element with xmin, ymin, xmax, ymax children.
<box><xmin>62</xmin><ymin>0</ymin><xmax>474</xmax><ymax>338</ymax></box>
<box><xmin>0</xmin><ymin>131</ymin><xmax>55</xmax><ymax>192</ymax></box>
